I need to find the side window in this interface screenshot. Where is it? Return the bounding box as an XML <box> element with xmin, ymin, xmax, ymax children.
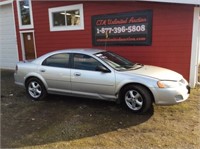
<box><xmin>73</xmin><ymin>54</ymin><xmax>102</xmax><ymax>71</ymax></box>
<box><xmin>42</xmin><ymin>53</ymin><xmax>69</xmax><ymax>68</ymax></box>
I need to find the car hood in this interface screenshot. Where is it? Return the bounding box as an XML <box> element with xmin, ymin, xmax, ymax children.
<box><xmin>125</xmin><ymin>65</ymin><xmax>183</xmax><ymax>81</ymax></box>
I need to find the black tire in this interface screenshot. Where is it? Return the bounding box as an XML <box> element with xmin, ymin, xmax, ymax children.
<box><xmin>26</xmin><ymin>78</ymin><xmax>47</xmax><ymax>100</ymax></box>
<box><xmin>121</xmin><ymin>85</ymin><xmax>153</xmax><ymax>114</ymax></box>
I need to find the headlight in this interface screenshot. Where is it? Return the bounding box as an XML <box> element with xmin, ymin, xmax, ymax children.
<box><xmin>157</xmin><ymin>81</ymin><xmax>181</xmax><ymax>88</ymax></box>
<box><xmin>180</xmin><ymin>78</ymin><xmax>187</xmax><ymax>84</ymax></box>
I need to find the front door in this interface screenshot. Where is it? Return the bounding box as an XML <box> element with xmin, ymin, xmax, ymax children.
<box><xmin>71</xmin><ymin>53</ymin><xmax>116</xmax><ymax>100</ymax></box>
<box><xmin>22</xmin><ymin>32</ymin><xmax>36</xmax><ymax>60</ymax></box>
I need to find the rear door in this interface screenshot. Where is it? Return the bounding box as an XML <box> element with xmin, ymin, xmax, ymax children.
<box><xmin>71</xmin><ymin>53</ymin><xmax>116</xmax><ymax>99</ymax></box>
<box><xmin>38</xmin><ymin>53</ymin><xmax>71</xmax><ymax>93</ymax></box>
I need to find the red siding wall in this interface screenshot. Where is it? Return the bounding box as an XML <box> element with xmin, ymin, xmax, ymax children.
<box><xmin>13</xmin><ymin>1</ymin><xmax>194</xmax><ymax>80</ymax></box>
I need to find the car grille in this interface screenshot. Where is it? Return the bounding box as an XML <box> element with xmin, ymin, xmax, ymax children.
<box><xmin>179</xmin><ymin>79</ymin><xmax>190</xmax><ymax>94</ymax></box>
<box><xmin>186</xmin><ymin>85</ymin><xmax>190</xmax><ymax>94</ymax></box>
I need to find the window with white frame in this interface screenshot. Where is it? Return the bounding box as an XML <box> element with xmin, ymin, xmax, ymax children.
<box><xmin>48</xmin><ymin>4</ymin><xmax>84</xmax><ymax>31</ymax></box>
<box><xmin>16</xmin><ymin>0</ymin><xmax>34</xmax><ymax>29</ymax></box>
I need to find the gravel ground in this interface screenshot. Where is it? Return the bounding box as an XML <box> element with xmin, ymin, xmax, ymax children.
<box><xmin>1</xmin><ymin>69</ymin><xmax>200</xmax><ymax>149</ymax></box>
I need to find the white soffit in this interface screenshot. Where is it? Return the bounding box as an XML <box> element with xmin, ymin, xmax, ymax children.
<box><xmin>138</xmin><ymin>0</ymin><xmax>200</xmax><ymax>5</ymax></box>
<box><xmin>0</xmin><ymin>0</ymin><xmax>13</xmax><ymax>6</ymax></box>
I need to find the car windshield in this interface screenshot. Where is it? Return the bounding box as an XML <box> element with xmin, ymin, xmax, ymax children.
<box><xmin>95</xmin><ymin>51</ymin><xmax>143</xmax><ymax>71</ymax></box>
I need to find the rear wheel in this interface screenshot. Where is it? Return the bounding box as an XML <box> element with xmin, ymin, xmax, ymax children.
<box><xmin>26</xmin><ymin>78</ymin><xmax>47</xmax><ymax>100</ymax></box>
<box><xmin>121</xmin><ymin>85</ymin><xmax>153</xmax><ymax>114</ymax></box>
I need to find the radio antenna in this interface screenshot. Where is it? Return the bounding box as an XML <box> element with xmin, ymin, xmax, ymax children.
<box><xmin>105</xmin><ymin>30</ymin><xmax>108</xmax><ymax>50</ymax></box>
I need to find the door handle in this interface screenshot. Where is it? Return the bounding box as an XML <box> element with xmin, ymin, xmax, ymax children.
<box><xmin>40</xmin><ymin>69</ymin><xmax>46</xmax><ymax>72</ymax></box>
<box><xmin>74</xmin><ymin>72</ymin><xmax>81</xmax><ymax>76</ymax></box>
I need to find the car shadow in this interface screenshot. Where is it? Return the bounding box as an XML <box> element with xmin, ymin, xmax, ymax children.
<box><xmin>1</xmin><ymin>70</ymin><xmax>154</xmax><ymax>148</ymax></box>
<box><xmin>1</xmin><ymin>94</ymin><xmax>154</xmax><ymax>148</ymax></box>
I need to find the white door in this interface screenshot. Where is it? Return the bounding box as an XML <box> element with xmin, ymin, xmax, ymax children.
<box><xmin>0</xmin><ymin>3</ymin><xmax>19</xmax><ymax>69</ymax></box>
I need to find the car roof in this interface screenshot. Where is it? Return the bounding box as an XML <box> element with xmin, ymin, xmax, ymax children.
<box><xmin>49</xmin><ymin>48</ymin><xmax>106</xmax><ymax>55</ymax></box>
<box><xmin>33</xmin><ymin>48</ymin><xmax>107</xmax><ymax>64</ymax></box>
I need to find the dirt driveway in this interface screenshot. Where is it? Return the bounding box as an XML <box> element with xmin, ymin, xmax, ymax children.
<box><xmin>1</xmin><ymin>69</ymin><xmax>200</xmax><ymax>149</ymax></box>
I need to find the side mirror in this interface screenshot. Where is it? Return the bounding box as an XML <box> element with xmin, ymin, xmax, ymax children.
<box><xmin>96</xmin><ymin>65</ymin><xmax>111</xmax><ymax>73</ymax></box>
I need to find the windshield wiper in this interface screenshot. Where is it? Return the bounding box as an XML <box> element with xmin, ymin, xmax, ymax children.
<box><xmin>127</xmin><ymin>63</ymin><xmax>144</xmax><ymax>70</ymax></box>
<box><xmin>133</xmin><ymin>63</ymin><xmax>143</xmax><ymax>67</ymax></box>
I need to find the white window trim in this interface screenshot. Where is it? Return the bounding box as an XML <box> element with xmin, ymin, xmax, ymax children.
<box><xmin>48</xmin><ymin>4</ymin><xmax>84</xmax><ymax>32</ymax></box>
<box><xmin>20</xmin><ymin>30</ymin><xmax>37</xmax><ymax>60</ymax></box>
<box><xmin>16</xmin><ymin>0</ymin><xmax>34</xmax><ymax>29</ymax></box>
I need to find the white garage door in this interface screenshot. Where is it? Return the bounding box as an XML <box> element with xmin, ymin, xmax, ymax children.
<box><xmin>0</xmin><ymin>3</ymin><xmax>19</xmax><ymax>69</ymax></box>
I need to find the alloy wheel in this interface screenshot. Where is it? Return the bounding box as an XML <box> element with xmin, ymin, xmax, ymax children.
<box><xmin>125</xmin><ymin>90</ymin><xmax>143</xmax><ymax>111</ymax></box>
<box><xmin>28</xmin><ymin>81</ymin><xmax>42</xmax><ymax>98</ymax></box>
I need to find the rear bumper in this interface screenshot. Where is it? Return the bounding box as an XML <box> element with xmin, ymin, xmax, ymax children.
<box><xmin>14</xmin><ymin>73</ymin><xmax>25</xmax><ymax>87</ymax></box>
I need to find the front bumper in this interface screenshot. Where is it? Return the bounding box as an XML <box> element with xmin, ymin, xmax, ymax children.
<box><xmin>152</xmin><ymin>85</ymin><xmax>190</xmax><ymax>105</ymax></box>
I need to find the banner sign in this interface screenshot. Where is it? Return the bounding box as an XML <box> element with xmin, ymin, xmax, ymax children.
<box><xmin>92</xmin><ymin>10</ymin><xmax>153</xmax><ymax>46</ymax></box>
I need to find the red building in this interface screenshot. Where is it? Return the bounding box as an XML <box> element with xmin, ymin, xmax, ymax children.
<box><xmin>0</xmin><ymin>0</ymin><xmax>199</xmax><ymax>87</ymax></box>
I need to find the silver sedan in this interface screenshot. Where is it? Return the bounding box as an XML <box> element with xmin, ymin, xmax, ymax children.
<box><xmin>14</xmin><ymin>49</ymin><xmax>190</xmax><ymax>113</ymax></box>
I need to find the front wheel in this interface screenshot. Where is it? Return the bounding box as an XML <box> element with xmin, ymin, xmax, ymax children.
<box><xmin>121</xmin><ymin>85</ymin><xmax>153</xmax><ymax>114</ymax></box>
<box><xmin>26</xmin><ymin>78</ymin><xmax>47</xmax><ymax>100</ymax></box>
